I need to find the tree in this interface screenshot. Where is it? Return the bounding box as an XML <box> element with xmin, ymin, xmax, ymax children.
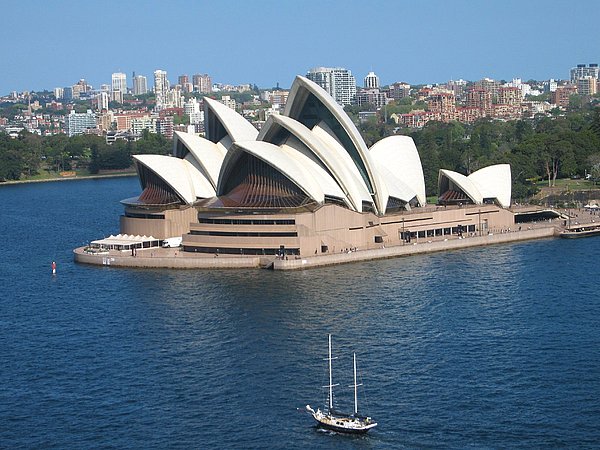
<box><xmin>17</xmin><ymin>131</ymin><xmax>43</xmax><ymax>176</ymax></box>
<box><xmin>0</xmin><ymin>133</ymin><xmax>25</xmax><ymax>180</ymax></box>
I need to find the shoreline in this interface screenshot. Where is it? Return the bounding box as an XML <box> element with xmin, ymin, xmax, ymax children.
<box><xmin>0</xmin><ymin>172</ymin><xmax>136</xmax><ymax>186</ymax></box>
<box><xmin>73</xmin><ymin>226</ymin><xmax>558</xmax><ymax>271</ymax></box>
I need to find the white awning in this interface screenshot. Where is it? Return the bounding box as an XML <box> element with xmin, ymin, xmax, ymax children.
<box><xmin>90</xmin><ymin>234</ymin><xmax>161</xmax><ymax>250</ymax></box>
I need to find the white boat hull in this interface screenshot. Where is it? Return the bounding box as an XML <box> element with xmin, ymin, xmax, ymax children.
<box><xmin>307</xmin><ymin>406</ymin><xmax>377</xmax><ymax>434</ymax></box>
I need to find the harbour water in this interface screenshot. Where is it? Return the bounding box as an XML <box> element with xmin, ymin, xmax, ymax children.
<box><xmin>1</xmin><ymin>177</ymin><xmax>599</xmax><ymax>449</ymax></box>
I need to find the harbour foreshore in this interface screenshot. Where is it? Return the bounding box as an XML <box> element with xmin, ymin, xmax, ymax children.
<box><xmin>73</xmin><ymin>226</ymin><xmax>557</xmax><ymax>270</ymax></box>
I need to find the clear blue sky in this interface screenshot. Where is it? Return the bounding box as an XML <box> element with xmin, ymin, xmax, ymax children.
<box><xmin>2</xmin><ymin>0</ymin><xmax>599</xmax><ymax>94</ymax></box>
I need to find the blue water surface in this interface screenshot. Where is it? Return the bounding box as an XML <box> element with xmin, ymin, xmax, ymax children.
<box><xmin>1</xmin><ymin>177</ymin><xmax>599</xmax><ymax>449</ymax></box>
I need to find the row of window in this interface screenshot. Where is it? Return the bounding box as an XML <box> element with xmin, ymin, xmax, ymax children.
<box><xmin>400</xmin><ymin>225</ymin><xmax>476</xmax><ymax>240</ymax></box>
<box><xmin>190</xmin><ymin>230</ymin><xmax>298</xmax><ymax>238</ymax></box>
<box><xmin>198</xmin><ymin>218</ymin><xmax>296</xmax><ymax>225</ymax></box>
<box><xmin>183</xmin><ymin>246</ymin><xmax>300</xmax><ymax>256</ymax></box>
<box><xmin>124</xmin><ymin>212</ymin><xmax>165</xmax><ymax>220</ymax></box>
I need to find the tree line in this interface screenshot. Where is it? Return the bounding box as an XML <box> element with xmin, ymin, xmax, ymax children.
<box><xmin>356</xmin><ymin>105</ymin><xmax>600</xmax><ymax>198</ymax></box>
<box><xmin>2</xmin><ymin>106</ymin><xmax>599</xmax><ymax>203</ymax></box>
<box><xmin>0</xmin><ymin>129</ymin><xmax>171</xmax><ymax>181</ymax></box>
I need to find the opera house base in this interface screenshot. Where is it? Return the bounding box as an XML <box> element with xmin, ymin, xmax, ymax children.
<box><xmin>272</xmin><ymin>226</ymin><xmax>556</xmax><ymax>270</ymax></box>
<box><xmin>73</xmin><ymin>225</ymin><xmax>557</xmax><ymax>271</ymax></box>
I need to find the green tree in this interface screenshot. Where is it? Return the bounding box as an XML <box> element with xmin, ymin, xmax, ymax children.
<box><xmin>0</xmin><ymin>133</ymin><xmax>25</xmax><ymax>180</ymax></box>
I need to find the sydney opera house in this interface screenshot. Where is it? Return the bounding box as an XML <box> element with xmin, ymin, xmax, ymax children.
<box><xmin>120</xmin><ymin>75</ymin><xmax>514</xmax><ymax>256</ymax></box>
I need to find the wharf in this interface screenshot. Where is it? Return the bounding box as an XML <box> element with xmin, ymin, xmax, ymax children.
<box><xmin>74</xmin><ymin>226</ymin><xmax>557</xmax><ymax>271</ymax></box>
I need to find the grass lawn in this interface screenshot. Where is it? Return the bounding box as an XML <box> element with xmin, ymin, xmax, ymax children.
<box><xmin>535</xmin><ymin>178</ymin><xmax>599</xmax><ymax>190</ymax></box>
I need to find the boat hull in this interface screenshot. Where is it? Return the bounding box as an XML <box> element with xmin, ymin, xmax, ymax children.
<box><xmin>315</xmin><ymin>419</ymin><xmax>376</xmax><ymax>434</ymax></box>
<box><xmin>560</xmin><ymin>229</ymin><xmax>600</xmax><ymax>238</ymax></box>
<box><xmin>309</xmin><ymin>409</ymin><xmax>377</xmax><ymax>434</ymax></box>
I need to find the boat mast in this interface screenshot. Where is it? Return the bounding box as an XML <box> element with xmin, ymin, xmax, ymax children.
<box><xmin>352</xmin><ymin>352</ymin><xmax>363</xmax><ymax>415</ymax></box>
<box><xmin>328</xmin><ymin>334</ymin><xmax>334</xmax><ymax>411</ymax></box>
<box><xmin>324</xmin><ymin>334</ymin><xmax>339</xmax><ymax>412</ymax></box>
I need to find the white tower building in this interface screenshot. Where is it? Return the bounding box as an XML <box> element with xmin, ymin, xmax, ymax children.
<box><xmin>111</xmin><ymin>72</ymin><xmax>127</xmax><ymax>94</ymax></box>
<box><xmin>154</xmin><ymin>70</ymin><xmax>170</xmax><ymax>106</ymax></box>
<box><xmin>306</xmin><ymin>67</ymin><xmax>357</xmax><ymax>106</ymax></box>
<box><xmin>364</xmin><ymin>71</ymin><xmax>380</xmax><ymax>89</ymax></box>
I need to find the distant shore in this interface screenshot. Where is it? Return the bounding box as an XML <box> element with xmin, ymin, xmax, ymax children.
<box><xmin>0</xmin><ymin>171</ymin><xmax>137</xmax><ymax>186</ymax></box>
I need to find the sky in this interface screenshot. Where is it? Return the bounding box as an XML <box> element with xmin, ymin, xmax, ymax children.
<box><xmin>1</xmin><ymin>0</ymin><xmax>599</xmax><ymax>94</ymax></box>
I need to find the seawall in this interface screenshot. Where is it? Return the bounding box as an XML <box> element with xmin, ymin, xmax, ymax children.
<box><xmin>74</xmin><ymin>226</ymin><xmax>557</xmax><ymax>270</ymax></box>
<box><xmin>74</xmin><ymin>248</ymin><xmax>261</xmax><ymax>269</ymax></box>
<box><xmin>272</xmin><ymin>227</ymin><xmax>557</xmax><ymax>271</ymax></box>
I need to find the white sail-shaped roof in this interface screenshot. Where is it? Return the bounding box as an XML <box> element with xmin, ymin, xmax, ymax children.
<box><xmin>439</xmin><ymin>169</ymin><xmax>483</xmax><ymax>204</ymax></box>
<box><xmin>284</xmin><ymin>75</ymin><xmax>388</xmax><ymax>214</ymax></box>
<box><xmin>311</xmin><ymin>122</ymin><xmax>374</xmax><ymax>209</ymax></box>
<box><xmin>370</xmin><ymin>136</ymin><xmax>426</xmax><ymax>207</ymax></box>
<box><xmin>258</xmin><ymin>114</ymin><xmax>369</xmax><ymax>211</ymax></box>
<box><xmin>129</xmin><ymin>74</ymin><xmax>436</xmax><ymax>215</ymax></box>
<box><xmin>134</xmin><ymin>154</ymin><xmax>216</xmax><ymax>204</ymax></box>
<box><xmin>173</xmin><ymin>131</ymin><xmax>227</xmax><ymax>189</ymax></box>
<box><xmin>468</xmin><ymin>164</ymin><xmax>512</xmax><ymax>208</ymax></box>
<box><xmin>218</xmin><ymin>141</ymin><xmax>325</xmax><ymax>203</ymax></box>
<box><xmin>204</xmin><ymin>97</ymin><xmax>258</xmax><ymax>143</ymax></box>
<box><xmin>279</xmin><ymin>136</ymin><xmax>348</xmax><ymax>204</ymax></box>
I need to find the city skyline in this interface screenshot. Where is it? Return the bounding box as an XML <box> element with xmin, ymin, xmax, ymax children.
<box><xmin>2</xmin><ymin>0</ymin><xmax>599</xmax><ymax>94</ymax></box>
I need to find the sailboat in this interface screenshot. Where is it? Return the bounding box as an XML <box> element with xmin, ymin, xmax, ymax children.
<box><xmin>306</xmin><ymin>334</ymin><xmax>377</xmax><ymax>433</ymax></box>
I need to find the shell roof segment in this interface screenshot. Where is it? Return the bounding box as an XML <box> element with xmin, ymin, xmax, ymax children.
<box><xmin>258</xmin><ymin>114</ymin><xmax>370</xmax><ymax>211</ymax></box>
<box><xmin>370</xmin><ymin>135</ymin><xmax>426</xmax><ymax>207</ymax></box>
<box><xmin>468</xmin><ymin>164</ymin><xmax>512</xmax><ymax>208</ymax></box>
<box><xmin>204</xmin><ymin>97</ymin><xmax>258</xmax><ymax>143</ymax></box>
<box><xmin>438</xmin><ymin>169</ymin><xmax>483</xmax><ymax>205</ymax></box>
<box><xmin>218</xmin><ymin>140</ymin><xmax>325</xmax><ymax>204</ymax></box>
<box><xmin>284</xmin><ymin>75</ymin><xmax>387</xmax><ymax>214</ymax></box>
<box><xmin>134</xmin><ymin>154</ymin><xmax>216</xmax><ymax>204</ymax></box>
<box><xmin>173</xmin><ymin>131</ymin><xmax>226</xmax><ymax>189</ymax></box>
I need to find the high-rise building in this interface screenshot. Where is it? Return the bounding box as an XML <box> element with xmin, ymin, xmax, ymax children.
<box><xmin>63</xmin><ymin>86</ymin><xmax>74</xmax><ymax>101</ymax></box>
<box><xmin>467</xmin><ymin>88</ymin><xmax>492</xmax><ymax>116</ymax></box>
<box><xmin>97</xmin><ymin>91</ymin><xmax>109</xmax><ymax>111</ymax></box>
<box><xmin>498</xmin><ymin>87</ymin><xmax>521</xmax><ymax>106</ymax></box>
<box><xmin>445</xmin><ymin>79</ymin><xmax>467</xmax><ymax>99</ymax></box>
<box><xmin>388</xmin><ymin>82</ymin><xmax>411</xmax><ymax>100</ymax></box>
<box><xmin>111</xmin><ymin>90</ymin><xmax>123</xmax><ymax>104</ymax></box>
<box><xmin>364</xmin><ymin>71</ymin><xmax>380</xmax><ymax>89</ymax></box>
<box><xmin>76</xmin><ymin>79</ymin><xmax>90</xmax><ymax>93</ymax></box>
<box><xmin>65</xmin><ymin>110</ymin><xmax>97</xmax><ymax>137</ymax></box>
<box><xmin>178</xmin><ymin>75</ymin><xmax>193</xmax><ymax>93</ymax></box>
<box><xmin>156</xmin><ymin>116</ymin><xmax>173</xmax><ymax>139</ymax></box>
<box><xmin>577</xmin><ymin>76</ymin><xmax>598</xmax><ymax>96</ymax></box>
<box><xmin>133</xmin><ymin>75</ymin><xmax>148</xmax><ymax>96</ymax></box>
<box><xmin>474</xmin><ymin>78</ymin><xmax>500</xmax><ymax>101</ymax></box>
<box><xmin>356</xmin><ymin>88</ymin><xmax>388</xmax><ymax>109</ymax></box>
<box><xmin>154</xmin><ymin>70</ymin><xmax>170</xmax><ymax>105</ymax></box>
<box><xmin>192</xmin><ymin>73</ymin><xmax>212</xmax><ymax>93</ymax></box>
<box><xmin>220</xmin><ymin>95</ymin><xmax>237</xmax><ymax>110</ymax></box>
<box><xmin>306</xmin><ymin>67</ymin><xmax>357</xmax><ymax>106</ymax></box>
<box><xmin>71</xmin><ymin>83</ymin><xmax>85</xmax><ymax>99</ymax></box>
<box><xmin>260</xmin><ymin>90</ymin><xmax>290</xmax><ymax>107</ymax></box>
<box><xmin>184</xmin><ymin>98</ymin><xmax>204</xmax><ymax>125</ymax></box>
<box><xmin>550</xmin><ymin>84</ymin><xmax>577</xmax><ymax>107</ymax></box>
<box><xmin>111</xmin><ymin>72</ymin><xmax>127</xmax><ymax>94</ymax></box>
<box><xmin>570</xmin><ymin>64</ymin><xmax>599</xmax><ymax>83</ymax></box>
<box><xmin>53</xmin><ymin>87</ymin><xmax>64</xmax><ymax>99</ymax></box>
<box><xmin>544</xmin><ymin>79</ymin><xmax>558</xmax><ymax>93</ymax></box>
<box><xmin>427</xmin><ymin>92</ymin><xmax>457</xmax><ymax>122</ymax></box>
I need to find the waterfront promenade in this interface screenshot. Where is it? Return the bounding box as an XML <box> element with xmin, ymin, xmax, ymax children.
<box><xmin>74</xmin><ymin>225</ymin><xmax>558</xmax><ymax>271</ymax></box>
